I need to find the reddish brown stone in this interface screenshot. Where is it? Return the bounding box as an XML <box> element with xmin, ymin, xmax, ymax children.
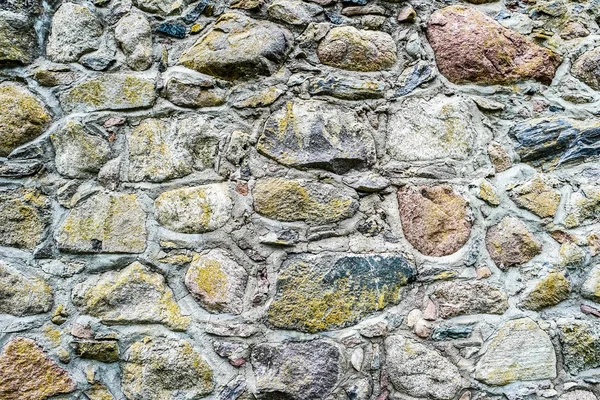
<box><xmin>426</xmin><ymin>5</ymin><xmax>561</xmax><ymax>85</ymax></box>
<box><xmin>397</xmin><ymin>185</ymin><xmax>471</xmax><ymax>257</ymax></box>
<box><xmin>0</xmin><ymin>337</ymin><xmax>75</xmax><ymax>400</ymax></box>
<box><xmin>486</xmin><ymin>216</ymin><xmax>542</xmax><ymax>269</ymax></box>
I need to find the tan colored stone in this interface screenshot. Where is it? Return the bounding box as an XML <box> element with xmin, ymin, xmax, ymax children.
<box><xmin>508</xmin><ymin>175</ymin><xmax>561</xmax><ymax>218</ymax></box>
<box><xmin>486</xmin><ymin>216</ymin><xmax>541</xmax><ymax>269</ymax></box>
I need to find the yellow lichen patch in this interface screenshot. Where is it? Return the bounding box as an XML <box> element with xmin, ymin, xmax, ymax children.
<box><xmin>43</xmin><ymin>325</ymin><xmax>62</xmax><ymax>347</ymax></box>
<box><xmin>522</xmin><ymin>271</ymin><xmax>571</xmax><ymax>310</ymax></box>
<box><xmin>479</xmin><ymin>180</ymin><xmax>501</xmax><ymax>206</ymax></box>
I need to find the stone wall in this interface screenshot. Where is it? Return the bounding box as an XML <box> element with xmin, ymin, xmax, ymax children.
<box><xmin>1</xmin><ymin>0</ymin><xmax>600</xmax><ymax>399</ymax></box>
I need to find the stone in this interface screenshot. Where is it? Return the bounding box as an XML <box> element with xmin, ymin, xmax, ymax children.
<box><xmin>72</xmin><ymin>340</ymin><xmax>119</xmax><ymax>362</ymax></box>
<box><xmin>72</xmin><ymin>262</ymin><xmax>190</xmax><ymax>331</ymax></box>
<box><xmin>85</xmin><ymin>383</ymin><xmax>115</xmax><ymax>400</ymax></box>
<box><xmin>0</xmin><ymin>0</ymin><xmax>43</xmax><ymax>15</ymax></box>
<box><xmin>565</xmin><ymin>185</ymin><xmax>600</xmax><ymax>228</ymax></box>
<box><xmin>559</xmin><ymin>390</ymin><xmax>597</xmax><ymax>400</ymax></box>
<box><xmin>558</xmin><ymin>320</ymin><xmax>600</xmax><ymax>373</ymax></box>
<box><xmin>156</xmin><ymin>22</ymin><xmax>187</xmax><ymax>38</ymax></box>
<box><xmin>397</xmin><ymin>6</ymin><xmax>416</xmax><ymax>22</ymax></box>
<box><xmin>0</xmin><ymin>188</ymin><xmax>50</xmax><ymax>250</ymax></box>
<box><xmin>155</xmin><ymin>183</ymin><xmax>232</xmax><ymax>233</ymax></box>
<box><xmin>572</xmin><ymin>47</ymin><xmax>600</xmax><ymax>90</ymax></box>
<box><xmin>0</xmin><ymin>11</ymin><xmax>37</xmax><ymax>64</ymax></box>
<box><xmin>427</xmin><ymin>5</ymin><xmax>560</xmax><ymax>85</ymax></box>
<box><xmin>267</xmin><ymin>253</ymin><xmax>415</xmax><ymax>332</ymax></box>
<box><xmin>317</xmin><ymin>26</ymin><xmax>397</xmax><ymax>72</ymax></box>
<box><xmin>433</xmin><ymin>281</ymin><xmax>508</xmax><ymax>319</ymax></box>
<box><xmin>46</xmin><ymin>3</ymin><xmax>103</xmax><ymax>63</ymax></box>
<box><xmin>122</xmin><ymin>337</ymin><xmax>213</xmax><ymax>400</ymax></box>
<box><xmin>60</xmin><ymin>74</ymin><xmax>156</xmax><ymax>113</ymax></box>
<box><xmin>115</xmin><ymin>13</ymin><xmax>153</xmax><ymax>71</ymax></box>
<box><xmin>581</xmin><ymin>264</ymin><xmax>600</xmax><ymax>302</ymax></box>
<box><xmin>164</xmin><ymin>70</ymin><xmax>225</xmax><ymax>108</ymax></box>
<box><xmin>267</xmin><ymin>0</ymin><xmax>322</xmax><ymax>25</ymax></box>
<box><xmin>308</xmin><ymin>74</ymin><xmax>387</xmax><ymax>100</ymax></box>
<box><xmin>385</xmin><ymin>335</ymin><xmax>463</xmax><ymax>400</ymax></box>
<box><xmin>522</xmin><ymin>271</ymin><xmax>571</xmax><ymax>310</ymax></box>
<box><xmin>0</xmin><ymin>83</ymin><xmax>51</xmax><ymax>157</ymax></box>
<box><xmin>231</xmin><ymin>85</ymin><xmax>285</xmax><ymax>108</ymax></box>
<box><xmin>560</xmin><ymin>22</ymin><xmax>590</xmax><ymax>40</ymax></box>
<box><xmin>51</xmin><ymin>121</ymin><xmax>112</xmax><ymax>179</ymax></box>
<box><xmin>0</xmin><ymin>337</ymin><xmax>75</xmax><ymax>400</ymax></box>
<box><xmin>56</xmin><ymin>191</ymin><xmax>147</xmax><ymax>253</ymax></box>
<box><xmin>180</xmin><ymin>13</ymin><xmax>293</xmax><ymax>80</ymax></box>
<box><xmin>397</xmin><ymin>185</ymin><xmax>472</xmax><ymax>257</ymax></box>
<box><xmin>488</xmin><ymin>142</ymin><xmax>512</xmax><ymax>172</ymax></box>
<box><xmin>509</xmin><ymin>118</ymin><xmax>600</xmax><ymax>169</ymax></box>
<box><xmin>559</xmin><ymin>242</ymin><xmax>586</xmax><ymax>268</ymax></box>
<box><xmin>387</xmin><ymin>94</ymin><xmax>485</xmax><ymax>163</ymax></box>
<box><xmin>253</xmin><ymin>178</ymin><xmax>358</xmax><ymax>225</ymax></box>
<box><xmin>0</xmin><ymin>261</ymin><xmax>53</xmax><ymax>316</ymax></box>
<box><xmin>485</xmin><ymin>216</ymin><xmax>542</xmax><ymax>269</ymax></box>
<box><xmin>479</xmin><ymin>180</ymin><xmax>500</xmax><ymax>206</ymax></box>
<box><xmin>508</xmin><ymin>175</ymin><xmax>561</xmax><ymax>218</ymax></box>
<box><xmin>185</xmin><ymin>249</ymin><xmax>248</xmax><ymax>314</ymax></box>
<box><xmin>256</xmin><ymin>101</ymin><xmax>376</xmax><ymax>174</ymax></box>
<box><xmin>474</xmin><ymin>318</ymin><xmax>557</xmax><ymax>385</ymax></box>
<box><xmin>133</xmin><ymin>0</ymin><xmax>190</xmax><ymax>15</ymax></box>
<box><xmin>252</xmin><ymin>340</ymin><xmax>341</xmax><ymax>400</ymax></box>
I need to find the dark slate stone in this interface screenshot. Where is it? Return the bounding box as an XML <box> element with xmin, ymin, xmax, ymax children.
<box><xmin>157</xmin><ymin>22</ymin><xmax>187</xmax><ymax>39</ymax></box>
<box><xmin>183</xmin><ymin>0</ymin><xmax>208</xmax><ymax>24</ymax></box>
<box><xmin>395</xmin><ymin>62</ymin><xmax>435</xmax><ymax>97</ymax></box>
<box><xmin>431</xmin><ymin>325</ymin><xmax>474</xmax><ymax>341</ymax></box>
<box><xmin>0</xmin><ymin>159</ymin><xmax>42</xmax><ymax>177</ymax></box>
<box><xmin>509</xmin><ymin>118</ymin><xmax>600</xmax><ymax>168</ymax></box>
<box><xmin>325</xmin><ymin>11</ymin><xmax>344</xmax><ymax>24</ymax></box>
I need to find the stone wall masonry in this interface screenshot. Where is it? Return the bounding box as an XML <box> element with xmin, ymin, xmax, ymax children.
<box><xmin>2</xmin><ymin>0</ymin><xmax>600</xmax><ymax>399</ymax></box>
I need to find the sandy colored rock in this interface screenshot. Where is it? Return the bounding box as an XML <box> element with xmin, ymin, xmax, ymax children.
<box><xmin>508</xmin><ymin>175</ymin><xmax>561</xmax><ymax>218</ymax></box>
<box><xmin>486</xmin><ymin>216</ymin><xmax>542</xmax><ymax>269</ymax></box>
<box><xmin>72</xmin><ymin>262</ymin><xmax>190</xmax><ymax>330</ymax></box>
<box><xmin>433</xmin><ymin>280</ymin><xmax>508</xmax><ymax>318</ymax></box>
<box><xmin>0</xmin><ymin>83</ymin><xmax>51</xmax><ymax>157</ymax></box>
<box><xmin>522</xmin><ymin>271</ymin><xmax>571</xmax><ymax>310</ymax></box>
<box><xmin>0</xmin><ymin>337</ymin><xmax>75</xmax><ymax>400</ymax></box>
<box><xmin>317</xmin><ymin>26</ymin><xmax>397</xmax><ymax>72</ymax></box>
<box><xmin>488</xmin><ymin>142</ymin><xmax>512</xmax><ymax>172</ymax></box>
<box><xmin>397</xmin><ymin>185</ymin><xmax>471</xmax><ymax>257</ymax></box>
<box><xmin>565</xmin><ymin>185</ymin><xmax>600</xmax><ymax>228</ymax></box>
<box><xmin>0</xmin><ymin>188</ymin><xmax>50</xmax><ymax>250</ymax></box>
<box><xmin>0</xmin><ymin>261</ymin><xmax>53</xmax><ymax>316</ymax></box>
<box><xmin>427</xmin><ymin>5</ymin><xmax>560</xmax><ymax>84</ymax></box>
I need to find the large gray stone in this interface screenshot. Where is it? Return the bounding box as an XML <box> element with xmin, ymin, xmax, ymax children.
<box><xmin>385</xmin><ymin>335</ymin><xmax>463</xmax><ymax>400</ymax></box>
<box><xmin>433</xmin><ymin>281</ymin><xmax>508</xmax><ymax>319</ymax></box>
<box><xmin>0</xmin><ymin>11</ymin><xmax>37</xmax><ymax>64</ymax></box>
<box><xmin>115</xmin><ymin>13</ymin><xmax>153</xmax><ymax>71</ymax></box>
<box><xmin>0</xmin><ymin>188</ymin><xmax>50</xmax><ymax>250</ymax></box>
<box><xmin>0</xmin><ymin>261</ymin><xmax>53</xmax><ymax>316</ymax></box>
<box><xmin>251</xmin><ymin>340</ymin><xmax>341</xmax><ymax>400</ymax></box>
<box><xmin>257</xmin><ymin>101</ymin><xmax>376</xmax><ymax>174</ymax></box>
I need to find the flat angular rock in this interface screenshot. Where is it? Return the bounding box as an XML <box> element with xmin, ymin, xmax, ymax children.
<box><xmin>115</xmin><ymin>13</ymin><xmax>153</xmax><ymax>71</ymax></box>
<box><xmin>122</xmin><ymin>337</ymin><xmax>213</xmax><ymax>400</ymax></box>
<box><xmin>308</xmin><ymin>74</ymin><xmax>387</xmax><ymax>100</ymax></box>
<box><xmin>508</xmin><ymin>175</ymin><xmax>561</xmax><ymax>218</ymax></box>
<box><xmin>0</xmin><ymin>337</ymin><xmax>75</xmax><ymax>400</ymax></box>
<box><xmin>56</xmin><ymin>191</ymin><xmax>147</xmax><ymax>253</ymax></box>
<box><xmin>253</xmin><ymin>178</ymin><xmax>358</xmax><ymax>225</ymax></box>
<box><xmin>486</xmin><ymin>216</ymin><xmax>542</xmax><ymax>269</ymax></box>
<box><xmin>46</xmin><ymin>3</ymin><xmax>103</xmax><ymax>63</ymax></box>
<box><xmin>433</xmin><ymin>281</ymin><xmax>508</xmax><ymax>319</ymax></box>
<box><xmin>72</xmin><ymin>340</ymin><xmax>119</xmax><ymax>363</ymax></box>
<box><xmin>572</xmin><ymin>47</ymin><xmax>600</xmax><ymax>90</ymax></box>
<box><xmin>268</xmin><ymin>0</ymin><xmax>322</xmax><ymax>25</ymax></box>
<box><xmin>509</xmin><ymin>117</ymin><xmax>600</xmax><ymax>169</ymax></box>
<box><xmin>558</xmin><ymin>320</ymin><xmax>600</xmax><ymax>374</ymax></box>
<box><xmin>51</xmin><ymin>121</ymin><xmax>112</xmax><ymax>179</ymax></box>
<box><xmin>397</xmin><ymin>185</ymin><xmax>471</xmax><ymax>257</ymax></box>
<box><xmin>560</xmin><ymin>390</ymin><xmax>597</xmax><ymax>400</ymax></box>
<box><xmin>0</xmin><ymin>11</ymin><xmax>37</xmax><ymax>64</ymax></box>
<box><xmin>565</xmin><ymin>185</ymin><xmax>600</xmax><ymax>228</ymax></box>
<box><xmin>475</xmin><ymin>318</ymin><xmax>557</xmax><ymax>385</ymax></box>
<box><xmin>72</xmin><ymin>262</ymin><xmax>190</xmax><ymax>330</ymax></box>
<box><xmin>386</xmin><ymin>94</ymin><xmax>485</xmax><ymax>163</ymax></box>
<box><xmin>155</xmin><ymin>183</ymin><xmax>232</xmax><ymax>233</ymax></box>
<box><xmin>185</xmin><ymin>249</ymin><xmax>248</xmax><ymax>314</ymax></box>
<box><xmin>267</xmin><ymin>253</ymin><xmax>415</xmax><ymax>332</ymax></box>
<box><xmin>60</xmin><ymin>74</ymin><xmax>156</xmax><ymax>113</ymax></box>
<box><xmin>251</xmin><ymin>340</ymin><xmax>341</xmax><ymax>400</ymax></box>
<box><xmin>257</xmin><ymin>101</ymin><xmax>376</xmax><ymax>174</ymax></box>
<box><xmin>385</xmin><ymin>335</ymin><xmax>463</xmax><ymax>400</ymax></box>
<box><xmin>180</xmin><ymin>13</ymin><xmax>293</xmax><ymax>80</ymax></box>
<box><xmin>427</xmin><ymin>5</ymin><xmax>560</xmax><ymax>84</ymax></box>
<box><xmin>0</xmin><ymin>261</ymin><xmax>53</xmax><ymax>316</ymax></box>
<box><xmin>164</xmin><ymin>70</ymin><xmax>225</xmax><ymax>108</ymax></box>
<box><xmin>133</xmin><ymin>0</ymin><xmax>190</xmax><ymax>15</ymax></box>
<box><xmin>0</xmin><ymin>188</ymin><xmax>50</xmax><ymax>250</ymax></box>
<box><xmin>522</xmin><ymin>271</ymin><xmax>570</xmax><ymax>310</ymax></box>
<box><xmin>0</xmin><ymin>83</ymin><xmax>51</xmax><ymax>157</ymax></box>
<box><xmin>317</xmin><ymin>26</ymin><xmax>397</xmax><ymax>71</ymax></box>
<box><xmin>581</xmin><ymin>264</ymin><xmax>600</xmax><ymax>302</ymax></box>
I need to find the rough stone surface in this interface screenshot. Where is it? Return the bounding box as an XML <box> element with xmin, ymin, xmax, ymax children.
<box><xmin>522</xmin><ymin>271</ymin><xmax>571</xmax><ymax>310</ymax></box>
<box><xmin>257</xmin><ymin>101</ymin><xmax>376</xmax><ymax>173</ymax></box>
<box><xmin>56</xmin><ymin>191</ymin><xmax>147</xmax><ymax>253</ymax></box>
<box><xmin>122</xmin><ymin>337</ymin><xmax>213</xmax><ymax>400</ymax></box>
<box><xmin>253</xmin><ymin>178</ymin><xmax>358</xmax><ymax>224</ymax></box>
<box><xmin>46</xmin><ymin>3</ymin><xmax>103</xmax><ymax>63</ymax></box>
<box><xmin>72</xmin><ymin>262</ymin><xmax>190</xmax><ymax>330</ymax></box>
<box><xmin>0</xmin><ymin>188</ymin><xmax>50</xmax><ymax>250</ymax></box>
<box><xmin>155</xmin><ymin>183</ymin><xmax>232</xmax><ymax>233</ymax></box>
<box><xmin>559</xmin><ymin>390</ymin><xmax>598</xmax><ymax>400</ymax></box>
<box><xmin>115</xmin><ymin>13</ymin><xmax>153</xmax><ymax>71</ymax></box>
<box><xmin>180</xmin><ymin>13</ymin><xmax>293</xmax><ymax>80</ymax></box>
<box><xmin>0</xmin><ymin>11</ymin><xmax>37</xmax><ymax>64</ymax></box>
<box><xmin>433</xmin><ymin>281</ymin><xmax>509</xmax><ymax>319</ymax></box>
<box><xmin>474</xmin><ymin>318</ymin><xmax>557</xmax><ymax>385</ymax></box>
<box><xmin>185</xmin><ymin>249</ymin><xmax>248</xmax><ymax>314</ymax></box>
<box><xmin>317</xmin><ymin>26</ymin><xmax>397</xmax><ymax>72</ymax></box>
<box><xmin>427</xmin><ymin>5</ymin><xmax>561</xmax><ymax>84</ymax></box>
<box><xmin>486</xmin><ymin>216</ymin><xmax>542</xmax><ymax>269</ymax></box>
<box><xmin>397</xmin><ymin>185</ymin><xmax>472</xmax><ymax>257</ymax></box>
<box><xmin>508</xmin><ymin>175</ymin><xmax>561</xmax><ymax>218</ymax></box>
<box><xmin>385</xmin><ymin>335</ymin><xmax>463</xmax><ymax>400</ymax></box>
<box><xmin>581</xmin><ymin>264</ymin><xmax>600</xmax><ymax>302</ymax></box>
<box><xmin>268</xmin><ymin>253</ymin><xmax>415</xmax><ymax>332</ymax></box>
<box><xmin>251</xmin><ymin>340</ymin><xmax>341</xmax><ymax>400</ymax></box>
<box><xmin>565</xmin><ymin>185</ymin><xmax>600</xmax><ymax>228</ymax></box>
<box><xmin>572</xmin><ymin>47</ymin><xmax>600</xmax><ymax>90</ymax></box>
<box><xmin>0</xmin><ymin>261</ymin><xmax>53</xmax><ymax>316</ymax></box>
<box><xmin>0</xmin><ymin>337</ymin><xmax>75</xmax><ymax>400</ymax></box>
<box><xmin>558</xmin><ymin>320</ymin><xmax>600</xmax><ymax>374</ymax></box>
<box><xmin>0</xmin><ymin>83</ymin><xmax>51</xmax><ymax>157</ymax></box>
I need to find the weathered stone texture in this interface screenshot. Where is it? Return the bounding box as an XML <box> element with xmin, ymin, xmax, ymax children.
<box><xmin>486</xmin><ymin>216</ymin><xmax>542</xmax><ymax>269</ymax></box>
<box><xmin>0</xmin><ymin>188</ymin><xmax>50</xmax><ymax>250</ymax></box>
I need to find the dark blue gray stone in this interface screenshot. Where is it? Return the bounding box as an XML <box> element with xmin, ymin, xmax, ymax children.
<box><xmin>157</xmin><ymin>22</ymin><xmax>187</xmax><ymax>39</ymax></box>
